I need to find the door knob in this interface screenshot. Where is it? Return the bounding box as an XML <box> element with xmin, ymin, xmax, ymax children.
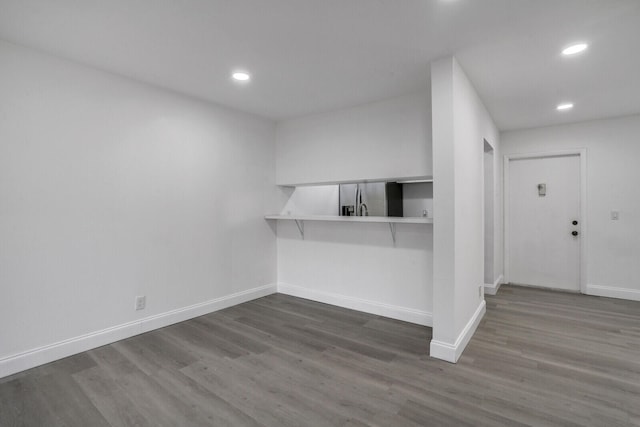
<box><xmin>572</xmin><ymin>220</ymin><xmax>578</xmax><ymax>225</ymax></box>
<box><xmin>572</xmin><ymin>231</ymin><xmax>579</xmax><ymax>236</ymax></box>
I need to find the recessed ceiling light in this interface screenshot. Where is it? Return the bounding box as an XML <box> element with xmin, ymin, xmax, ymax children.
<box><xmin>562</xmin><ymin>43</ymin><xmax>588</xmax><ymax>56</ymax></box>
<box><xmin>557</xmin><ymin>103</ymin><xmax>574</xmax><ymax>111</ymax></box>
<box><xmin>232</xmin><ymin>71</ymin><xmax>251</xmax><ymax>82</ymax></box>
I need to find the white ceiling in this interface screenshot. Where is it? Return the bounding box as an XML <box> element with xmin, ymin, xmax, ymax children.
<box><xmin>0</xmin><ymin>0</ymin><xmax>639</xmax><ymax>130</ymax></box>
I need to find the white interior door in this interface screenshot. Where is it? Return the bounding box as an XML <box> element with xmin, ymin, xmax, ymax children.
<box><xmin>508</xmin><ymin>154</ymin><xmax>581</xmax><ymax>291</ymax></box>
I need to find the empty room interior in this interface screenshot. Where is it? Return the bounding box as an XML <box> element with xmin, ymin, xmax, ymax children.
<box><xmin>1</xmin><ymin>1</ymin><xmax>640</xmax><ymax>426</ymax></box>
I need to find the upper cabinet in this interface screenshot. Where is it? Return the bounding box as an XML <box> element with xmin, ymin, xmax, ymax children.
<box><xmin>275</xmin><ymin>91</ymin><xmax>432</xmax><ymax>186</ymax></box>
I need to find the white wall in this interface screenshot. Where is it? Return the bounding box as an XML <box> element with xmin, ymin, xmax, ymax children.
<box><xmin>501</xmin><ymin>115</ymin><xmax>640</xmax><ymax>301</ymax></box>
<box><xmin>279</xmin><ymin>185</ymin><xmax>339</xmax><ymax>216</ymax></box>
<box><xmin>0</xmin><ymin>41</ymin><xmax>278</xmax><ymax>377</ymax></box>
<box><xmin>402</xmin><ymin>182</ymin><xmax>433</xmax><ymax>218</ymax></box>
<box><xmin>274</xmin><ymin>91</ymin><xmax>433</xmax><ymax>324</ymax></box>
<box><xmin>430</xmin><ymin>57</ymin><xmax>500</xmax><ymax>362</ymax></box>
<box><xmin>276</xmin><ymin>91</ymin><xmax>432</xmax><ymax>185</ymax></box>
<box><xmin>277</xmin><ymin>221</ymin><xmax>433</xmax><ymax>325</ymax></box>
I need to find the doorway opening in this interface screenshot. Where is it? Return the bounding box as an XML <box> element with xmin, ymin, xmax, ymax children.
<box><xmin>484</xmin><ymin>140</ymin><xmax>495</xmax><ymax>290</ymax></box>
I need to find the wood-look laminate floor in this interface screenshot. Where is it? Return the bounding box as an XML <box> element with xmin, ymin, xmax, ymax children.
<box><xmin>1</xmin><ymin>285</ymin><xmax>640</xmax><ymax>426</ymax></box>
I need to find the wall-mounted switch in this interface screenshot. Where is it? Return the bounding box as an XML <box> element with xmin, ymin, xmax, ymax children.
<box><xmin>135</xmin><ymin>295</ymin><xmax>146</xmax><ymax>311</ymax></box>
<box><xmin>611</xmin><ymin>211</ymin><xmax>620</xmax><ymax>220</ymax></box>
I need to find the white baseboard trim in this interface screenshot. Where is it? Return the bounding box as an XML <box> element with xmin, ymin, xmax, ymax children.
<box><xmin>277</xmin><ymin>282</ymin><xmax>432</xmax><ymax>326</ymax></box>
<box><xmin>0</xmin><ymin>283</ymin><xmax>276</xmax><ymax>379</ymax></box>
<box><xmin>430</xmin><ymin>299</ymin><xmax>486</xmax><ymax>363</ymax></box>
<box><xmin>484</xmin><ymin>274</ymin><xmax>504</xmax><ymax>296</ymax></box>
<box><xmin>586</xmin><ymin>284</ymin><xmax>640</xmax><ymax>302</ymax></box>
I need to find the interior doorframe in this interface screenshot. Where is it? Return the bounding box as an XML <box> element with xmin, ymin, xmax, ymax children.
<box><xmin>503</xmin><ymin>149</ymin><xmax>588</xmax><ymax>294</ymax></box>
<box><xmin>483</xmin><ymin>138</ymin><xmax>496</xmax><ymax>289</ymax></box>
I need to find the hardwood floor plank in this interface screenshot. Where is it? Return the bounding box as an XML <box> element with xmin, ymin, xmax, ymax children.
<box><xmin>31</xmin><ymin>372</ymin><xmax>111</xmax><ymax>427</ymax></box>
<box><xmin>240</xmin><ymin>348</ymin><xmax>403</xmax><ymax>424</ymax></box>
<box><xmin>292</xmin><ymin>324</ymin><xmax>397</xmax><ymax>362</ymax></box>
<box><xmin>190</xmin><ymin>315</ymin><xmax>270</xmax><ymax>354</ymax></box>
<box><xmin>161</xmin><ymin>320</ymin><xmax>250</xmax><ymax>360</ymax></box>
<box><xmin>181</xmin><ymin>359</ymin><xmax>310</xmax><ymax>427</ymax></box>
<box><xmin>152</xmin><ymin>367</ymin><xmax>264</xmax><ymax>427</ymax></box>
<box><xmin>1</xmin><ymin>285</ymin><xmax>639</xmax><ymax>426</ymax></box>
<box><xmin>111</xmin><ymin>330</ymin><xmax>198</xmax><ymax>376</ymax></box>
<box><xmin>233</xmin><ymin>314</ymin><xmax>330</xmax><ymax>353</ymax></box>
<box><xmin>88</xmin><ymin>346</ymin><xmax>216</xmax><ymax>427</ymax></box>
<box><xmin>73</xmin><ymin>366</ymin><xmax>151</xmax><ymax>427</ymax></box>
<box><xmin>0</xmin><ymin>376</ymin><xmax>62</xmax><ymax>427</ymax></box>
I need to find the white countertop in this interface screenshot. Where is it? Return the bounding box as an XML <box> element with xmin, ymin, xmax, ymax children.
<box><xmin>264</xmin><ymin>214</ymin><xmax>432</xmax><ymax>224</ymax></box>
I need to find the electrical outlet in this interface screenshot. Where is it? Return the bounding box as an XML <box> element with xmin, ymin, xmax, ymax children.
<box><xmin>611</xmin><ymin>211</ymin><xmax>620</xmax><ymax>220</ymax></box>
<box><xmin>135</xmin><ymin>295</ymin><xmax>146</xmax><ymax>311</ymax></box>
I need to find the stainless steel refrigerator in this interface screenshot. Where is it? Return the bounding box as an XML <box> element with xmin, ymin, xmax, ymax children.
<box><xmin>339</xmin><ymin>182</ymin><xmax>403</xmax><ymax>217</ymax></box>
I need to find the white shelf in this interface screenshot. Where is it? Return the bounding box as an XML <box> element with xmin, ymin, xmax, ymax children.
<box><xmin>276</xmin><ymin>176</ymin><xmax>433</xmax><ymax>187</ymax></box>
<box><xmin>265</xmin><ymin>214</ymin><xmax>431</xmax><ymax>244</ymax></box>
<box><xmin>264</xmin><ymin>214</ymin><xmax>432</xmax><ymax>224</ymax></box>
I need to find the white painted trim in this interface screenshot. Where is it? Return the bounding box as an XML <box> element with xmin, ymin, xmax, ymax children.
<box><xmin>586</xmin><ymin>284</ymin><xmax>640</xmax><ymax>302</ymax></box>
<box><xmin>430</xmin><ymin>300</ymin><xmax>486</xmax><ymax>363</ymax></box>
<box><xmin>277</xmin><ymin>282</ymin><xmax>432</xmax><ymax>326</ymax></box>
<box><xmin>277</xmin><ymin>175</ymin><xmax>433</xmax><ymax>187</ymax></box>
<box><xmin>503</xmin><ymin>149</ymin><xmax>588</xmax><ymax>293</ymax></box>
<box><xmin>579</xmin><ymin>150</ymin><xmax>588</xmax><ymax>295</ymax></box>
<box><xmin>503</xmin><ymin>154</ymin><xmax>511</xmax><ymax>283</ymax></box>
<box><xmin>0</xmin><ymin>284</ymin><xmax>277</xmax><ymax>379</ymax></box>
<box><xmin>484</xmin><ymin>274</ymin><xmax>504</xmax><ymax>296</ymax></box>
